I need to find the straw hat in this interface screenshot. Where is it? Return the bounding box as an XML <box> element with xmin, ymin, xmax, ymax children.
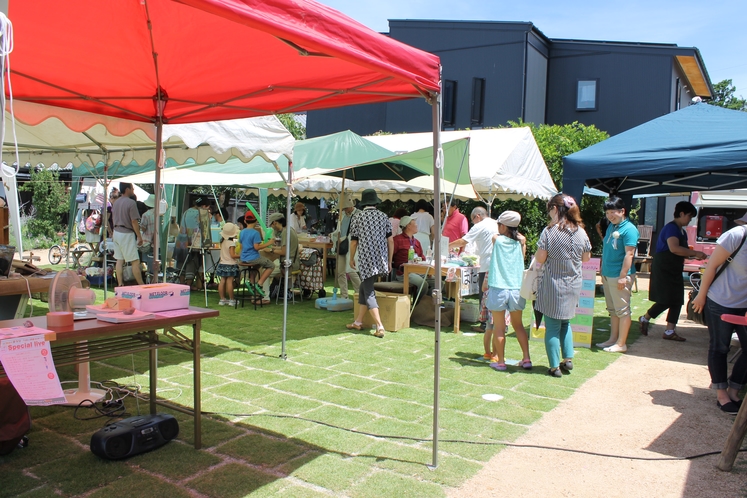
<box><xmin>144</xmin><ymin>193</ymin><xmax>156</xmax><ymax>208</ymax></box>
<box><xmin>220</xmin><ymin>222</ymin><xmax>239</xmax><ymax>239</ymax></box>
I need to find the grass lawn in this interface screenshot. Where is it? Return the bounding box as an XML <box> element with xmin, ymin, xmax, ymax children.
<box><xmin>1</xmin><ymin>273</ymin><xmax>649</xmax><ymax>497</ymax></box>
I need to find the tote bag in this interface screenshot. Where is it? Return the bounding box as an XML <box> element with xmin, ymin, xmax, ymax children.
<box><xmin>520</xmin><ymin>257</ymin><xmax>541</xmax><ymax>301</ymax></box>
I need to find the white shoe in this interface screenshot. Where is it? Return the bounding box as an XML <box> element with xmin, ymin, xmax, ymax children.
<box><xmin>596</xmin><ymin>342</ymin><xmax>614</xmax><ymax>348</ymax></box>
<box><xmin>603</xmin><ymin>344</ymin><xmax>627</xmax><ymax>353</ymax></box>
<box><xmin>227</xmin><ymin>300</ymin><xmax>236</xmax><ymax>307</ymax></box>
<box><xmin>218</xmin><ymin>299</ymin><xmax>228</xmax><ymax>306</ymax></box>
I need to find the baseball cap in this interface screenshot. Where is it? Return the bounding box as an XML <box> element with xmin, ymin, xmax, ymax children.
<box><xmin>268</xmin><ymin>212</ymin><xmax>285</xmax><ymax>224</ymax></box>
<box><xmin>399</xmin><ymin>215</ymin><xmax>414</xmax><ymax>229</ymax></box>
<box><xmin>497</xmin><ymin>210</ymin><xmax>521</xmax><ymax>227</ymax></box>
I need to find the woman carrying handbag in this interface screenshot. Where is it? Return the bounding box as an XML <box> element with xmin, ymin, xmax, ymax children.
<box><xmin>691</xmin><ymin>220</ymin><xmax>747</xmax><ymax>414</ymax></box>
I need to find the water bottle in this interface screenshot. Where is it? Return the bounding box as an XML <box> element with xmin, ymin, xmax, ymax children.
<box><xmin>408</xmin><ymin>246</ymin><xmax>415</xmax><ymax>263</ymax></box>
<box><xmin>332</xmin><ymin>287</ymin><xmax>338</xmax><ymax>301</ymax></box>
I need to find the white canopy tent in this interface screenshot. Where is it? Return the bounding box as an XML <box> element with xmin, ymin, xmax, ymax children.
<box><xmin>263</xmin><ymin>175</ymin><xmax>478</xmax><ymax>201</ymax></box>
<box><xmin>365</xmin><ymin>127</ymin><xmax>556</xmax><ymax>202</ymax></box>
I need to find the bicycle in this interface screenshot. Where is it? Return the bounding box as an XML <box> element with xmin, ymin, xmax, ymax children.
<box><xmin>48</xmin><ymin>233</ymin><xmax>91</xmax><ymax>268</ymax></box>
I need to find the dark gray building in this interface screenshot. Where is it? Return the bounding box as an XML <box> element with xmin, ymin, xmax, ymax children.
<box><xmin>306</xmin><ymin>20</ymin><xmax>711</xmax><ymax>138</ymax></box>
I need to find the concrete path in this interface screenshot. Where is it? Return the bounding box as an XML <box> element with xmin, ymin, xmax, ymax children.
<box><xmin>449</xmin><ymin>275</ymin><xmax>746</xmax><ymax>497</ymax></box>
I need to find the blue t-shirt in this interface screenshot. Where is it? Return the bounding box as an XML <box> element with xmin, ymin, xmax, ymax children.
<box><xmin>601</xmin><ymin>218</ymin><xmax>639</xmax><ymax>277</ymax></box>
<box><xmin>239</xmin><ymin>228</ymin><xmax>261</xmax><ymax>262</ymax></box>
<box><xmin>655</xmin><ymin>221</ymin><xmax>686</xmax><ymax>253</ymax></box>
<box><xmin>488</xmin><ymin>235</ymin><xmax>524</xmax><ymax>289</ymax></box>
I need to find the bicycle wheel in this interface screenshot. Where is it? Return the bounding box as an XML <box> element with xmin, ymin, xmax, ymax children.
<box><xmin>48</xmin><ymin>245</ymin><xmax>63</xmax><ymax>265</ymax></box>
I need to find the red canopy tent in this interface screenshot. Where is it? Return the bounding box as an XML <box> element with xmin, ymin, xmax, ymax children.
<box><xmin>5</xmin><ymin>0</ymin><xmax>447</xmax><ymax>466</ymax></box>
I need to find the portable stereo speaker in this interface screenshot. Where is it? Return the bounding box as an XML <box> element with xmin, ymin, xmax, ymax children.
<box><xmin>90</xmin><ymin>414</ymin><xmax>179</xmax><ymax>460</ymax></box>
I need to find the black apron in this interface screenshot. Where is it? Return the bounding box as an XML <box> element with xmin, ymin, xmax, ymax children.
<box><xmin>648</xmin><ymin>223</ymin><xmax>687</xmax><ymax>306</ymax></box>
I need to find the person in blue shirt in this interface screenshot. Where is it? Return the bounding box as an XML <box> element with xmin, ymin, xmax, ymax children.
<box><xmin>639</xmin><ymin>202</ymin><xmax>707</xmax><ymax>341</ymax></box>
<box><xmin>597</xmin><ymin>197</ymin><xmax>639</xmax><ymax>353</ymax></box>
<box><xmin>239</xmin><ymin>213</ymin><xmax>275</xmax><ymax>302</ymax></box>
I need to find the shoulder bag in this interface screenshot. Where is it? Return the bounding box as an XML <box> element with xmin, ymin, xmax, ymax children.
<box><xmin>686</xmin><ymin>227</ymin><xmax>747</xmax><ymax>325</ymax></box>
<box><xmin>520</xmin><ymin>257</ymin><xmax>542</xmax><ymax>301</ymax></box>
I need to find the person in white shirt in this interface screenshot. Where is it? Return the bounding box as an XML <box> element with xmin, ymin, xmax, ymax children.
<box><xmin>289</xmin><ymin>201</ymin><xmax>307</xmax><ymax>233</ymax></box>
<box><xmin>411</xmin><ymin>200</ymin><xmax>436</xmax><ymax>253</ymax></box>
<box><xmin>449</xmin><ymin>207</ymin><xmax>499</xmax><ymax>332</ymax></box>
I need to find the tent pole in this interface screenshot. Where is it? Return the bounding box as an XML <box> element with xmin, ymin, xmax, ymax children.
<box><xmin>281</xmin><ymin>160</ymin><xmax>293</xmax><ymax>360</ymax></box>
<box><xmin>153</xmin><ymin>121</ymin><xmax>164</xmax><ymax>283</ymax></box>
<box><xmin>102</xmin><ymin>164</ymin><xmax>109</xmax><ymax>297</ymax></box>
<box><xmin>430</xmin><ymin>81</ymin><xmax>443</xmax><ymax>470</ymax></box>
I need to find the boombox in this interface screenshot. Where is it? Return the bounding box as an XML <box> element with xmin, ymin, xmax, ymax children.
<box><xmin>90</xmin><ymin>414</ymin><xmax>179</xmax><ymax>460</ymax></box>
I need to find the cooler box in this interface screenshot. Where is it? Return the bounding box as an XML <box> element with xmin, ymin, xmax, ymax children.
<box><xmin>352</xmin><ymin>292</ymin><xmax>410</xmax><ymax>332</ymax></box>
<box><xmin>114</xmin><ymin>283</ymin><xmax>190</xmax><ymax>312</ymax></box>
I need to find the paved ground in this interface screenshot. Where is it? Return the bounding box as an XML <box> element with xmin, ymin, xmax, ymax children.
<box><xmin>449</xmin><ymin>274</ymin><xmax>747</xmax><ymax>498</ymax></box>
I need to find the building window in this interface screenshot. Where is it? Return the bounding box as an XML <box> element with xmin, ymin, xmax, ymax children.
<box><xmin>471</xmin><ymin>77</ymin><xmax>485</xmax><ymax>126</ymax></box>
<box><xmin>443</xmin><ymin>80</ymin><xmax>457</xmax><ymax>127</ymax></box>
<box><xmin>576</xmin><ymin>79</ymin><xmax>598</xmax><ymax>111</ymax></box>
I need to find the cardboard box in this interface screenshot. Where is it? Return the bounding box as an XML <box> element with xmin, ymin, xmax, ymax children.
<box><xmin>352</xmin><ymin>291</ymin><xmax>410</xmax><ymax>331</ymax></box>
<box><xmin>114</xmin><ymin>283</ymin><xmax>190</xmax><ymax>312</ymax></box>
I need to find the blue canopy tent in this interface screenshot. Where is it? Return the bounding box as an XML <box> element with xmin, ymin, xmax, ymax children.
<box><xmin>563</xmin><ymin>103</ymin><xmax>747</xmax><ymax>202</ymax></box>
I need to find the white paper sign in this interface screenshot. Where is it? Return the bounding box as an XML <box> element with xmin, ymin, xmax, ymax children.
<box><xmin>0</xmin><ymin>335</ymin><xmax>66</xmax><ymax>406</ymax></box>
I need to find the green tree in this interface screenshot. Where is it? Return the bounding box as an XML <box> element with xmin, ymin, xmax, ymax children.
<box><xmin>710</xmin><ymin>79</ymin><xmax>747</xmax><ymax>111</ymax></box>
<box><xmin>19</xmin><ymin>166</ymin><xmax>70</xmax><ymax>239</ymax></box>
<box><xmin>276</xmin><ymin>113</ymin><xmax>306</xmax><ymax>140</ymax></box>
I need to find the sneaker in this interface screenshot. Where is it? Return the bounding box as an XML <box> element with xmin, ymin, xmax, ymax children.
<box><xmin>559</xmin><ymin>360</ymin><xmax>574</xmax><ymax>372</ymax></box>
<box><xmin>548</xmin><ymin>368</ymin><xmax>562</xmax><ymax>378</ymax></box>
<box><xmin>227</xmin><ymin>300</ymin><xmax>236</xmax><ymax>307</ymax></box>
<box><xmin>218</xmin><ymin>299</ymin><xmax>228</xmax><ymax>306</ymax></box>
<box><xmin>603</xmin><ymin>344</ymin><xmax>627</xmax><ymax>353</ymax></box>
<box><xmin>662</xmin><ymin>330</ymin><xmax>686</xmax><ymax>341</ymax></box>
<box><xmin>638</xmin><ymin>316</ymin><xmax>649</xmax><ymax>336</ymax></box>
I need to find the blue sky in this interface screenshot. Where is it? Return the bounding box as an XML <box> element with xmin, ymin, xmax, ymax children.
<box><xmin>322</xmin><ymin>0</ymin><xmax>746</xmax><ymax>98</ymax></box>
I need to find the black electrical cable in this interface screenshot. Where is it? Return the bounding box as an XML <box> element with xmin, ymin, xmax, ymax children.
<box><xmin>202</xmin><ymin>411</ymin><xmax>747</xmax><ymax>462</ymax></box>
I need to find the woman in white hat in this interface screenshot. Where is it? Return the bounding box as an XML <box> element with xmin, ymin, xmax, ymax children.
<box><xmin>216</xmin><ymin>222</ymin><xmax>240</xmax><ymax>306</ymax></box>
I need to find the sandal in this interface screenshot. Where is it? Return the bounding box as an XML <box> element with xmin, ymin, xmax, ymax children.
<box><xmin>489</xmin><ymin>362</ymin><xmax>507</xmax><ymax>371</ymax></box>
<box><xmin>346</xmin><ymin>322</ymin><xmax>362</xmax><ymax>330</ymax></box>
<box><xmin>518</xmin><ymin>359</ymin><xmax>533</xmax><ymax>370</ymax></box>
<box><xmin>548</xmin><ymin>368</ymin><xmax>562</xmax><ymax>378</ymax></box>
<box><xmin>373</xmin><ymin>327</ymin><xmax>385</xmax><ymax>338</ymax></box>
<box><xmin>252</xmin><ymin>283</ymin><xmax>266</xmax><ymax>297</ymax></box>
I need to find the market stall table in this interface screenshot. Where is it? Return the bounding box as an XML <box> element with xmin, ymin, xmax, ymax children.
<box><xmin>297</xmin><ymin>237</ymin><xmax>333</xmax><ymax>278</ymax></box>
<box><xmin>0</xmin><ymin>306</ymin><xmax>218</xmax><ymax>449</ymax></box>
<box><xmin>402</xmin><ymin>263</ymin><xmax>479</xmax><ymax>333</ymax></box>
